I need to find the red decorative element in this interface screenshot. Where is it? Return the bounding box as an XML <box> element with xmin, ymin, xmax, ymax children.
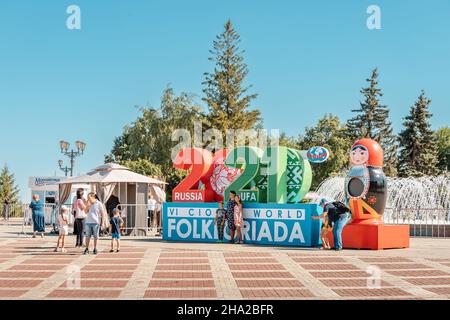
<box><xmin>172</xmin><ymin>148</ymin><xmax>215</xmax><ymax>202</ymax></box>
<box><xmin>351</xmin><ymin>138</ymin><xmax>384</xmax><ymax>167</ymax></box>
<box><xmin>202</xmin><ymin>149</ymin><xmax>242</xmax><ymax>202</ymax></box>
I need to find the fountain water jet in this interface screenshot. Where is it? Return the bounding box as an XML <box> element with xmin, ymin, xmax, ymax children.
<box><xmin>316</xmin><ymin>174</ymin><xmax>450</xmax><ymax>225</ymax></box>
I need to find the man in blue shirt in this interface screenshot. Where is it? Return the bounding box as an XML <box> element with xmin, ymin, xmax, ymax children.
<box><xmin>313</xmin><ymin>199</ymin><xmax>352</xmax><ymax>251</ymax></box>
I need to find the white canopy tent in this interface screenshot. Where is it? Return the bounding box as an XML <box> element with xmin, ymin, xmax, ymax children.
<box><xmin>58</xmin><ymin>163</ymin><xmax>166</xmax><ymax>236</ymax></box>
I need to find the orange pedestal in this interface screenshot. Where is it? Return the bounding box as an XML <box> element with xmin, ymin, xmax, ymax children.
<box><xmin>340</xmin><ymin>223</ymin><xmax>410</xmax><ymax>250</ymax></box>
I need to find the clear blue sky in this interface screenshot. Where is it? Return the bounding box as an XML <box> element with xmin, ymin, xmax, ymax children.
<box><xmin>1</xmin><ymin>0</ymin><xmax>449</xmax><ymax>201</ymax></box>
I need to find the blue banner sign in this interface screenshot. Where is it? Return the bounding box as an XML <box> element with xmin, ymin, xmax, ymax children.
<box><xmin>163</xmin><ymin>202</ymin><xmax>322</xmax><ymax>247</ymax></box>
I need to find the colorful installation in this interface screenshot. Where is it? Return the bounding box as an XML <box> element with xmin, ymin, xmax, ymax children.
<box><xmin>166</xmin><ymin>146</ymin><xmax>318</xmax><ymax>247</ymax></box>
<box><xmin>342</xmin><ymin>138</ymin><xmax>410</xmax><ymax>250</ymax></box>
<box><xmin>166</xmin><ymin>141</ymin><xmax>409</xmax><ymax>250</ymax></box>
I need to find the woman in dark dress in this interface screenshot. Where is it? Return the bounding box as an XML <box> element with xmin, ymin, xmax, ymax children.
<box><xmin>29</xmin><ymin>194</ymin><xmax>45</xmax><ymax>238</ymax></box>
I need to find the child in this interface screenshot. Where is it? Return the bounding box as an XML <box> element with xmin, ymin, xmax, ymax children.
<box><xmin>109</xmin><ymin>208</ymin><xmax>124</xmax><ymax>253</ymax></box>
<box><xmin>320</xmin><ymin>216</ymin><xmax>333</xmax><ymax>250</ymax></box>
<box><xmin>215</xmin><ymin>202</ymin><xmax>226</xmax><ymax>243</ymax></box>
<box><xmin>55</xmin><ymin>206</ymin><xmax>70</xmax><ymax>253</ymax></box>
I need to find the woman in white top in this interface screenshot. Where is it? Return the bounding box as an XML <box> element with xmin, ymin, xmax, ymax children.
<box><xmin>74</xmin><ymin>189</ymin><xmax>87</xmax><ymax>248</ymax></box>
<box><xmin>234</xmin><ymin>195</ymin><xmax>244</xmax><ymax>244</ymax></box>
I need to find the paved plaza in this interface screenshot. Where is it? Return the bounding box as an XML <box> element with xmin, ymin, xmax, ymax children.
<box><xmin>0</xmin><ymin>222</ymin><xmax>450</xmax><ymax>300</ymax></box>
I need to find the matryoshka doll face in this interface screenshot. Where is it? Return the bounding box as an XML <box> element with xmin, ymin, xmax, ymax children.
<box><xmin>350</xmin><ymin>146</ymin><xmax>369</xmax><ymax>166</ymax></box>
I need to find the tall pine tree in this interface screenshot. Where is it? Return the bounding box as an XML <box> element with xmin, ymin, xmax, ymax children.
<box><xmin>398</xmin><ymin>91</ymin><xmax>440</xmax><ymax>177</ymax></box>
<box><xmin>203</xmin><ymin>20</ymin><xmax>262</xmax><ymax>133</ymax></box>
<box><xmin>434</xmin><ymin>127</ymin><xmax>450</xmax><ymax>172</ymax></box>
<box><xmin>346</xmin><ymin>68</ymin><xmax>398</xmax><ymax>176</ymax></box>
<box><xmin>0</xmin><ymin>164</ymin><xmax>20</xmax><ymax>204</ymax></box>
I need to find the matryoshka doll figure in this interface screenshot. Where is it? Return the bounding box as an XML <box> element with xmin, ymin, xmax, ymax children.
<box><xmin>345</xmin><ymin>138</ymin><xmax>387</xmax><ymax>225</ymax></box>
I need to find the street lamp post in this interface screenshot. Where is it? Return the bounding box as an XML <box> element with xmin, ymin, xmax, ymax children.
<box><xmin>58</xmin><ymin>140</ymin><xmax>86</xmax><ymax>177</ymax></box>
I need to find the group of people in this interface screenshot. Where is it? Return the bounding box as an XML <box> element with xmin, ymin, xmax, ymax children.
<box><xmin>28</xmin><ymin>188</ymin><xmax>352</xmax><ymax>251</ymax></box>
<box><xmin>215</xmin><ymin>191</ymin><xmax>244</xmax><ymax>244</ymax></box>
<box><xmin>213</xmin><ymin>192</ymin><xmax>353</xmax><ymax>250</ymax></box>
<box><xmin>28</xmin><ymin>189</ymin><xmax>124</xmax><ymax>255</ymax></box>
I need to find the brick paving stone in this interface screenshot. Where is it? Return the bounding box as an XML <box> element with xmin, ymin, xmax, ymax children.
<box><xmin>404</xmin><ymin>277</ymin><xmax>450</xmax><ymax>286</ymax></box>
<box><xmin>59</xmin><ymin>280</ymin><xmax>129</xmax><ymax>288</ymax></box>
<box><xmin>0</xmin><ymin>280</ymin><xmax>42</xmax><ymax>288</ymax></box>
<box><xmin>241</xmin><ymin>289</ymin><xmax>314</xmax><ymax>299</ymax></box>
<box><xmin>160</xmin><ymin>253</ymin><xmax>208</xmax><ymax>258</ymax></box>
<box><xmin>157</xmin><ymin>258</ymin><xmax>210</xmax><ymax>264</ymax></box>
<box><xmin>80</xmin><ymin>272</ymin><xmax>134</xmax><ymax>279</ymax></box>
<box><xmin>224</xmin><ymin>252</ymin><xmax>271</xmax><ymax>258</ymax></box>
<box><xmin>319</xmin><ymin>278</ymin><xmax>391</xmax><ymax>288</ymax></box>
<box><xmin>232</xmin><ymin>272</ymin><xmax>294</xmax><ymax>279</ymax></box>
<box><xmin>149</xmin><ymin>280</ymin><xmax>215</xmax><ymax>288</ymax></box>
<box><xmin>360</xmin><ymin>257</ymin><xmax>413</xmax><ymax>263</ymax></box>
<box><xmin>28</xmin><ymin>254</ymin><xmax>81</xmax><ymax>259</ymax></box>
<box><xmin>8</xmin><ymin>265</ymin><xmax>65</xmax><ymax>271</ymax></box>
<box><xmin>0</xmin><ymin>271</ymin><xmax>56</xmax><ymax>279</ymax></box>
<box><xmin>333</xmin><ymin>288</ymin><xmax>412</xmax><ymax>297</ymax></box>
<box><xmin>225</xmin><ymin>258</ymin><xmax>279</xmax><ymax>264</ymax></box>
<box><xmin>155</xmin><ymin>265</ymin><xmax>210</xmax><ymax>271</ymax></box>
<box><xmin>48</xmin><ymin>289</ymin><xmax>122</xmax><ymax>299</ymax></box>
<box><xmin>144</xmin><ymin>290</ymin><xmax>217</xmax><ymax>299</ymax></box>
<box><xmin>291</xmin><ymin>257</ymin><xmax>347</xmax><ymax>263</ymax></box>
<box><xmin>371</xmin><ymin>263</ymin><xmax>431</xmax><ymax>270</ymax></box>
<box><xmin>236</xmin><ymin>279</ymin><xmax>304</xmax><ymax>288</ymax></box>
<box><xmin>94</xmin><ymin>254</ymin><xmax>145</xmax><ymax>259</ymax></box>
<box><xmin>152</xmin><ymin>272</ymin><xmax>213</xmax><ymax>279</ymax></box>
<box><xmin>88</xmin><ymin>259</ymin><xmax>141</xmax><ymax>265</ymax></box>
<box><xmin>299</xmin><ymin>264</ymin><xmax>359</xmax><ymax>271</ymax></box>
<box><xmin>228</xmin><ymin>264</ymin><xmax>286</xmax><ymax>271</ymax></box>
<box><xmin>0</xmin><ymin>290</ymin><xmax>28</xmax><ymax>298</ymax></box>
<box><xmin>310</xmin><ymin>271</ymin><xmax>370</xmax><ymax>278</ymax></box>
<box><xmin>21</xmin><ymin>259</ymin><xmax>78</xmax><ymax>265</ymax></box>
<box><xmin>82</xmin><ymin>265</ymin><xmax>138</xmax><ymax>271</ymax></box>
<box><xmin>423</xmin><ymin>287</ymin><xmax>450</xmax><ymax>295</ymax></box>
<box><xmin>386</xmin><ymin>270</ymin><xmax>450</xmax><ymax>277</ymax></box>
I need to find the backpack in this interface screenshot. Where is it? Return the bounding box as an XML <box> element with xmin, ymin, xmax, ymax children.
<box><xmin>328</xmin><ymin>201</ymin><xmax>351</xmax><ymax>223</ymax></box>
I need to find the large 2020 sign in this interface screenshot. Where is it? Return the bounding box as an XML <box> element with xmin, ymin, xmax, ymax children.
<box><xmin>172</xmin><ymin>147</ymin><xmax>313</xmax><ymax>204</ymax></box>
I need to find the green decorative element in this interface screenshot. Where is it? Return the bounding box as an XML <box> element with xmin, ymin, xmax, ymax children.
<box><xmin>286</xmin><ymin>148</ymin><xmax>313</xmax><ymax>203</ymax></box>
<box><xmin>261</xmin><ymin>147</ymin><xmax>288</xmax><ymax>203</ymax></box>
<box><xmin>286</xmin><ymin>148</ymin><xmax>302</xmax><ymax>203</ymax></box>
<box><xmin>297</xmin><ymin>150</ymin><xmax>313</xmax><ymax>202</ymax></box>
<box><xmin>224</xmin><ymin>146</ymin><xmax>262</xmax><ymax>203</ymax></box>
<box><xmin>224</xmin><ymin>146</ymin><xmax>313</xmax><ymax>204</ymax></box>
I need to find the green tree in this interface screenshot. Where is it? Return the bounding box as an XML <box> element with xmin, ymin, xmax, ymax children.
<box><xmin>346</xmin><ymin>68</ymin><xmax>398</xmax><ymax>176</ymax></box>
<box><xmin>435</xmin><ymin>127</ymin><xmax>450</xmax><ymax>172</ymax></box>
<box><xmin>0</xmin><ymin>164</ymin><xmax>20</xmax><ymax>205</ymax></box>
<box><xmin>299</xmin><ymin>114</ymin><xmax>352</xmax><ymax>188</ymax></box>
<box><xmin>203</xmin><ymin>20</ymin><xmax>262</xmax><ymax>133</ymax></box>
<box><xmin>278</xmin><ymin>132</ymin><xmax>298</xmax><ymax>149</ymax></box>
<box><xmin>398</xmin><ymin>91</ymin><xmax>440</xmax><ymax>177</ymax></box>
<box><xmin>120</xmin><ymin>159</ymin><xmax>163</xmax><ymax>177</ymax></box>
<box><xmin>106</xmin><ymin>86</ymin><xmax>205</xmax><ymax>199</ymax></box>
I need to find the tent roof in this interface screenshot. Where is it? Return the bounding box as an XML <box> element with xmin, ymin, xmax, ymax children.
<box><xmin>59</xmin><ymin>163</ymin><xmax>167</xmax><ymax>185</ymax></box>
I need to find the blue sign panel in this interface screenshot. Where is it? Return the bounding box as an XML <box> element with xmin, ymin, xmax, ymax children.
<box><xmin>163</xmin><ymin>202</ymin><xmax>322</xmax><ymax>247</ymax></box>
